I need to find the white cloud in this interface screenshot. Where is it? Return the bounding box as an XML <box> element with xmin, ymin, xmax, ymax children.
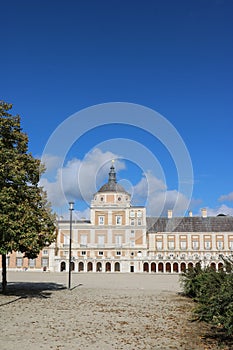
<box><xmin>41</xmin><ymin>154</ymin><xmax>64</xmax><ymax>173</ymax></box>
<box><xmin>218</xmin><ymin>191</ymin><xmax>233</xmax><ymax>202</ymax></box>
<box><xmin>132</xmin><ymin>171</ymin><xmax>191</xmax><ymax>217</ymax></box>
<box><xmin>40</xmin><ymin>148</ymin><xmax>125</xmax><ymax>209</ymax></box>
<box><xmin>203</xmin><ymin>205</ymin><xmax>233</xmax><ymax>217</ymax></box>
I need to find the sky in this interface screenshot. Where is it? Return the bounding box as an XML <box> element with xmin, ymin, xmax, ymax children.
<box><xmin>1</xmin><ymin>0</ymin><xmax>233</xmax><ymax>219</ymax></box>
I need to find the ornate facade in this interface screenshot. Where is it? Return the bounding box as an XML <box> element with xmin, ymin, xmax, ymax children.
<box><xmin>2</xmin><ymin>163</ymin><xmax>233</xmax><ymax>273</ymax></box>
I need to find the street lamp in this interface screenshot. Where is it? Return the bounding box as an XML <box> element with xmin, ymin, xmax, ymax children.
<box><xmin>68</xmin><ymin>201</ymin><xmax>74</xmax><ymax>289</ymax></box>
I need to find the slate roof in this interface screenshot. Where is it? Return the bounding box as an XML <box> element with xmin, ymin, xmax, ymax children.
<box><xmin>99</xmin><ymin>182</ymin><xmax>127</xmax><ymax>193</ymax></box>
<box><xmin>146</xmin><ymin>216</ymin><xmax>233</xmax><ymax>233</ymax></box>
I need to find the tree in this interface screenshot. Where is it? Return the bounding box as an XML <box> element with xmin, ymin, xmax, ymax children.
<box><xmin>0</xmin><ymin>101</ymin><xmax>56</xmax><ymax>293</ymax></box>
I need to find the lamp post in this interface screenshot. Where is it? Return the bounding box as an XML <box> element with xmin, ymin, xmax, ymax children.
<box><xmin>68</xmin><ymin>201</ymin><xmax>74</xmax><ymax>289</ymax></box>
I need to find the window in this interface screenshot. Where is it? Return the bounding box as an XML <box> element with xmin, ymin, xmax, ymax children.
<box><xmin>116</xmin><ymin>251</ymin><xmax>121</xmax><ymax>256</ymax></box>
<box><xmin>80</xmin><ymin>235</ymin><xmax>87</xmax><ymax>247</ymax></box>
<box><xmin>137</xmin><ymin>211</ymin><xmax>142</xmax><ymax>218</ymax></box>
<box><xmin>130</xmin><ymin>240</ymin><xmax>135</xmax><ymax>248</ymax></box>
<box><xmin>168</xmin><ymin>241</ymin><xmax>175</xmax><ymax>250</ymax></box>
<box><xmin>63</xmin><ymin>235</ymin><xmax>69</xmax><ymax>247</ymax></box>
<box><xmin>156</xmin><ymin>241</ymin><xmax>162</xmax><ymax>250</ymax></box>
<box><xmin>41</xmin><ymin>258</ymin><xmax>48</xmax><ymax>267</ymax></box>
<box><xmin>81</xmin><ymin>251</ymin><xmax>86</xmax><ymax>256</ymax></box>
<box><xmin>217</xmin><ymin>241</ymin><xmax>223</xmax><ymax>250</ymax></box>
<box><xmin>130</xmin><ymin>218</ymin><xmax>135</xmax><ymax>226</ymax></box>
<box><xmin>130</xmin><ymin>210</ymin><xmax>135</xmax><ymax>218</ymax></box>
<box><xmin>16</xmin><ymin>257</ymin><xmax>23</xmax><ymax>267</ymax></box>
<box><xmin>98</xmin><ymin>251</ymin><xmax>104</xmax><ymax>256</ymax></box>
<box><xmin>229</xmin><ymin>241</ymin><xmax>233</xmax><ymax>250</ymax></box>
<box><xmin>130</xmin><ymin>230</ymin><xmax>135</xmax><ymax>237</ymax></box>
<box><xmin>64</xmin><ymin>250</ymin><xmax>69</xmax><ymax>256</ymax></box>
<box><xmin>137</xmin><ymin>219</ymin><xmax>142</xmax><ymax>226</ymax></box>
<box><xmin>115</xmin><ymin>235</ymin><xmax>122</xmax><ymax>247</ymax></box>
<box><xmin>116</xmin><ymin>215</ymin><xmax>122</xmax><ymax>225</ymax></box>
<box><xmin>43</xmin><ymin>250</ymin><xmax>48</xmax><ymax>255</ymax></box>
<box><xmin>180</xmin><ymin>241</ymin><xmax>187</xmax><ymax>250</ymax></box>
<box><xmin>192</xmin><ymin>241</ymin><xmax>199</xmax><ymax>250</ymax></box>
<box><xmin>29</xmin><ymin>259</ymin><xmax>35</xmax><ymax>268</ymax></box>
<box><xmin>204</xmin><ymin>241</ymin><xmax>211</xmax><ymax>250</ymax></box>
<box><xmin>98</xmin><ymin>235</ymin><xmax>105</xmax><ymax>247</ymax></box>
<box><xmin>98</xmin><ymin>216</ymin><xmax>105</xmax><ymax>225</ymax></box>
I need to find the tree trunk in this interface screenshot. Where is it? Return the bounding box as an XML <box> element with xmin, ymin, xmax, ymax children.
<box><xmin>1</xmin><ymin>254</ymin><xmax>7</xmax><ymax>294</ymax></box>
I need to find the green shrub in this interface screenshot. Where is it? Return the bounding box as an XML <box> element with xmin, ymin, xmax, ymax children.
<box><xmin>180</xmin><ymin>257</ymin><xmax>233</xmax><ymax>336</ymax></box>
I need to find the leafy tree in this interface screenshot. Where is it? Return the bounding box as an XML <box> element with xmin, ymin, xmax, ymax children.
<box><xmin>0</xmin><ymin>101</ymin><xmax>56</xmax><ymax>293</ymax></box>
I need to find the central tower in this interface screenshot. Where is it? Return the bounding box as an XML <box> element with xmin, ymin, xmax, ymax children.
<box><xmin>91</xmin><ymin>161</ymin><xmax>131</xmax><ymax>209</ymax></box>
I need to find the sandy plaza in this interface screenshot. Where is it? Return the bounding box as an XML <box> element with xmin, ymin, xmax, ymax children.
<box><xmin>0</xmin><ymin>271</ymin><xmax>227</xmax><ymax>350</ymax></box>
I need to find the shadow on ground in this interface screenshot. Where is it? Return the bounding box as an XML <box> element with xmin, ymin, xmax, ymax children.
<box><xmin>0</xmin><ymin>281</ymin><xmax>66</xmax><ymax>304</ymax></box>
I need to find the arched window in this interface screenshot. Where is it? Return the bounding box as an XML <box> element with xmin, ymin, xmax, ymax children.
<box><xmin>60</xmin><ymin>261</ymin><xmax>66</xmax><ymax>272</ymax></box>
<box><xmin>143</xmin><ymin>262</ymin><xmax>149</xmax><ymax>272</ymax></box>
<box><xmin>173</xmin><ymin>262</ymin><xmax>179</xmax><ymax>273</ymax></box>
<box><xmin>181</xmin><ymin>262</ymin><xmax>186</xmax><ymax>272</ymax></box>
<box><xmin>166</xmin><ymin>262</ymin><xmax>171</xmax><ymax>273</ymax></box>
<box><xmin>97</xmin><ymin>262</ymin><xmax>102</xmax><ymax>272</ymax></box>
<box><xmin>158</xmin><ymin>262</ymin><xmax>164</xmax><ymax>272</ymax></box>
<box><xmin>106</xmin><ymin>262</ymin><xmax>111</xmax><ymax>272</ymax></box>
<box><xmin>87</xmin><ymin>261</ymin><xmax>93</xmax><ymax>272</ymax></box>
<box><xmin>151</xmin><ymin>262</ymin><xmax>156</xmax><ymax>273</ymax></box>
<box><xmin>78</xmin><ymin>261</ymin><xmax>84</xmax><ymax>272</ymax></box>
<box><xmin>115</xmin><ymin>262</ymin><xmax>120</xmax><ymax>272</ymax></box>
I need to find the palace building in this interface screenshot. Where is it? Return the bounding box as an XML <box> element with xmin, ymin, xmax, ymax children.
<box><xmin>2</xmin><ymin>163</ymin><xmax>233</xmax><ymax>273</ymax></box>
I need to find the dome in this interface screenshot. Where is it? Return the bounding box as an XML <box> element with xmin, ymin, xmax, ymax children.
<box><xmin>98</xmin><ymin>163</ymin><xmax>128</xmax><ymax>193</ymax></box>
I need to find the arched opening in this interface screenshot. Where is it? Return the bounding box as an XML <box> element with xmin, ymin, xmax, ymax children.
<box><xmin>158</xmin><ymin>262</ymin><xmax>163</xmax><ymax>272</ymax></box>
<box><xmin>188</xmin><ymin>262</ymin><xmax>193</xmax><ymax>270</ymax></box>
<box><xmin>173</xmin><ymin>262</ymin><xmax>179</xmax><ymax>273</ymax></box>
<box><xmin>78</xmin><ymin>261</ymin><xmax>84</xmax><ymax>272</ymax></box>
<box><xmin>210</xmin><ymin>262</ymin><xmax>216</xmax><ymax>271</ymax></box>
<box><xmin>218</xmin><ymin>262</ymin><xmax>224</xmax><ymax>271</ymax></box>
<box><xmin>60</xmin><ymin>261</ymin><xmax>66</xmax><ymax>272</ymax></box>
<box><xmin>106</xmin><ymin>262</ymin><xmax>111</xmax><ymax>272</ymax></box>
<box><xmin>87</xmin><ymin>261</ymin><xmax>93</xmax><ymax>272</ymax></box>
<box><xmin>115</xmin><ymin>262</ymin><xmax>120</xmax><ymax>272</ymax></box>
<box><xmin>143</xmin><ymin>262</ymin><xmax>149</xmax><ymax>272</ymax></box>
<box><xmin>97</xmin><ymin>262</ymin><xmax>102</xmax><ymax>272</ymax></box>
<box><xmin>71</xmin><ymin>261</ymin><xmax>75</xmax><ymax>271</ymax></box>
<box><xmin>181</xmin><ymin>262</ymin><xmax>186</xmax><ymax>272</ymax></box>
<box><xmin>151</xmin><ymin>262</ymin><xmax>156</xmax><ymax>273</ymax></box>
<box><xmin>166</xmin><ymin>262</ymin><xmax>171</xmax><ymax>273</ymax></box>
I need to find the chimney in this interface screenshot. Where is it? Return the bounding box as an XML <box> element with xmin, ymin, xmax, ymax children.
<box><xmin>168</xmin><ymin>209</ymin><xmax>173</xmax><ymax>219</ymax></box>
<box><xmin>188</xmin><ymin>211</ymin><xmax>193</xmax><ymax>217</ymax></box>
<box><xmin>201</xmin><ymin>208</ymin><xmax>207</xmax><ymax>218</ymax></box>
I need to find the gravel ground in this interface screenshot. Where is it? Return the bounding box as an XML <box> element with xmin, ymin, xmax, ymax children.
<box><xmin>0</xmin><ymin>272</ymin><xmax>231</xmax><ymax>350</ymax></box>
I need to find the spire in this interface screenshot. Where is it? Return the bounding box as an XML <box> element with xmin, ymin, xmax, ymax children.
<box><xmin>108</xmin><ymin>160</ymin><xmax>116</xmax><ymax>184</ymax></box>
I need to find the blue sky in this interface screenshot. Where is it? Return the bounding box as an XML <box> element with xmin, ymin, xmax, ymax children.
<box><xmin>1</xmin><ymin>0</ymin><xmax>233</xmax><ymax>218</ymax></box>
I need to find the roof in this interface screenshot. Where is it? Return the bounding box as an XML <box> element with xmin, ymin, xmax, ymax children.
<box><xmin>146</xmin><ymin>216</ymin><xmax>233</xmax><ymax>233</ymax></box>
<box><xmin>98</xmin><ymin>163</ymin><xmax>129</xmax><ymax>194</ymax></box>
